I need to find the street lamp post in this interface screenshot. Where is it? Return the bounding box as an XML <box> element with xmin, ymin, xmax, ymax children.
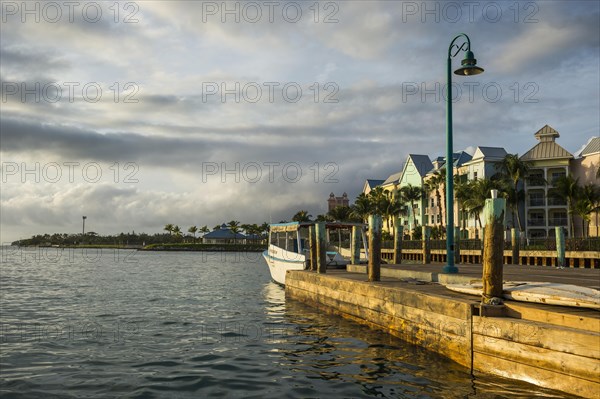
<box><xmin>443</xmin><ymin>33</ymin><xmax>484</xmax><ymax>274</ymax></box>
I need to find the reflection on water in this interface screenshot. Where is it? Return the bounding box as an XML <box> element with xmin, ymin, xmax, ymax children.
<box><xmin>261</xmin><ymin>282</ymin><xmax>574</xmax><ymax>399</ymax></box>
<box><xmin>0</xmin><ymin>248</ymin><xmax>575</xmax><ymax>398</ymax></box>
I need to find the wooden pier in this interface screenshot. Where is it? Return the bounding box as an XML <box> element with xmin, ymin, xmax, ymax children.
<box><xmin>286</xmin><ymin>265</ymin><xmax>600</xmax><ymax>398</ymax></box>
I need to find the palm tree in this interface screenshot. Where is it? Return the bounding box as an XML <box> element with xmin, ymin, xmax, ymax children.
<box><xmin>260</xmin><ymin>222</ymin><xmax>270</xmax><ymax>238</ymax></box>
<box><xmin>427</xmin><ymin>169</ymin><xmax>446</xmax><ymax>229</ymax></box>
<box><xmin>245</xmin><ymin>223</ymin><xmax>260</xmax><ymax>239</ymax></box>
<box><xmin>188</xmin><ymin>226</ymin><xmax>198</xmax><ymax>241</ymax></box>
<box><xmin>574</xmin><ymin>183</ymin><xmax>600</xmax><ymax>237</ymax></box>
<box><xmin>550</xmin><ymin>176</ymin><xmax>580</xmax><ymax>237</ymax></box>
<box><xmin>328</xmin><ymin>205</ymin><xmax>352</xmax><ymax>222</ymax></box>
<box><xmin>164</xmin><ymin>224</ymin><xmax>174</xmax><ymax>236</ymax></box>
<box><xmin>385</xmin><ymin>188</ymin><xmax>406</xmax><ymax>234</ymax></box>
<box><xmin>461</xmin><ymin>179</ymin><xmax>501</xmax><ymax>231</ymax></box>
<box><xmin>315</xmin><ymin>214</ymin><xmax>332</xmax><ymax>222</ymax></box>
<box><xmin>172</xmin><ymin>225</ymin><xmax>182</xmax><ymax>241</ymax></box>
<box><xmin>498</xmin><ymin>154</ymin><xmax>531</xmax><ymax>232</ymax></box>
<box><xmin>497</xmin><ymin>181</ymin><xmax>524</xmax><ymax>231</ymax></box>
<box><xmin>367</xmin><ymin>186</ymin><xmax>389</xmax><ymax>215</ymax></box>
<box><xmin>400</xmin><ymin>184</ymin><xmax>423</xmax><ymax>231</ymax></box>
<box><xmin>241</xmin><ymin>224</ymin><xmax>252</xmax><ymax>235</ymax></box>
<box><xmin>351</xmin><ymin>193</ymin><xmax>371</xmax><ymax>223</ymax></box>
<box><xmin>228</xmin><ymin>220</ymin><xmax>241</xmax><ymax>243</ymax></box>
<box><xmin>199</xmin><ymin>225</ymin><xmax>210</xmax><ymax>240</ymax></box>
<box><xmin>454</xmin><ymin>174</ymin><xmax>469</xmax><ymax>234</ymax></box>
<box><xmin>292</xmin><ymin>210</ymin><xmax>312</xmax><ymax>222</ymax></box>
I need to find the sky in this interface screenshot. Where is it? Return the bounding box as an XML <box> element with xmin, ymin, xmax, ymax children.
<box><xmin>1</xmin><ymin>0</ymin><xmax>599</xmax><ymax>242</ymax></box>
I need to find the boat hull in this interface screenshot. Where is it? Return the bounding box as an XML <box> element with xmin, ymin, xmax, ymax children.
<box><xmin>262</xmin><ymin>245</ymin><xmax>306</xmax><ymax>286</ymax></box>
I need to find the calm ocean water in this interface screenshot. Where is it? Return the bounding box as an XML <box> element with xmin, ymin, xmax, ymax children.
<box><xmin>0</xmin><ymin>247</ymin><xmax>573</xmax><ymax>398</ymax></box>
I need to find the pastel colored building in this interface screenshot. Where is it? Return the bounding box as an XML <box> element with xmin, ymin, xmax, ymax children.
<box><xmin>363</xmin><ymin>124</ymin><xmax>598</xmax><ymax>239</ymax></box>
<box><xmin>572</xmin><ymin>137</ymin><xmax>600</xmax><ymax>237</ymax></box>
<box><xmin>520</xmin><ymin>125</ymin><xmax>573</xmax><ymax>238</ymax></box>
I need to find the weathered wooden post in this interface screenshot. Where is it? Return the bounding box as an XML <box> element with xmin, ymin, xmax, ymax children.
<box><xmin>422</xmin><ymin>226</ymin><xmax>431</xmax><ymax>264</ymax></box>
<box><xmin>393</xmin><ymin>217</ymin><xmax>403</xmax><ymax>265</ymax></box>
<box><xmin>350</xmin><ymin>225</ymin><xmax>361</xmax><ymax>265</ymax></box>
<box><xmin>309</xmin><ymin>225</ymin><xmax>317</xmax><ymax>271</ymax></box>
<box><xmin>454</xmin><ymin>226</ymin><xmax>461</xmax><ymax>264</ymax></box>
<box><xmin>368</xmin><ymin>215</ymin><xmax>382</xmax><ymax>282</ymax></box>
<box><xmin>482</xmin><ymin>190</ymin><xmax>506</xmax><ymax>305</ymax></box>
<box><xmin>315</xmin><ymin>222</ymin><xmax>327</xmax><ymax>274</ymax></box>
<box><xmin>511</xmin><ymin>228</ymin><xmax>520</xmax><ymax>265</ymax></box>
<box><xmin>556</xmin><ymin>226</ymin><xmax>566</xmax><ymax>268</ymax></box>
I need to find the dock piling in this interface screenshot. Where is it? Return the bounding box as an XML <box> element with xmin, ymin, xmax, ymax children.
<box><xmin>309</xmin><ymin>225</ymin><xmax>317</xmax><ymax>271</ymax></box>
<box><xmin>422</xmin><ymin>226</ymin><xmax>431</xmax><ymax>264</ymax></box>
<box><xmin>556</xmin><ymin>227</ymin><xmax>565</xmax><ymax>268</ymax></box>
<box><xmin>368</xmin><ymin>215</ymin><xmax>382</xmax><ymax>282</ymax></box>
<box><xmin>511</xmin><ymin>228</ymin><xmax>520</xmax><ymax>265</ymax></box>
<box><xmin>393</xmin><ymin>219</ymin><xmax>403</xmax><ymax>265</ymax></box>
<box><xmin>351</xmin><ymin>226</ymin><xmax>361</xmax><ymax>265</ymax></box>
<box><xmin>482</xmin><ymin>192</ymin><xmax>506</xmax><ymax>305</ymax></box>
<box><xmin>454</xmin><ymin>226</ymin><xmax>460</xmax><ymax>264</ymax></box>
<box><xmin>316</xmin><ymin>222</ymin><xmax>327</xmax><ymax>274</ymax></box>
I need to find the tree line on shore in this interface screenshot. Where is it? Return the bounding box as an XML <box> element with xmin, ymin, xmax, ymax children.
<box><xmin>13</xmin><ymin>221</ymin><xmax>271</xmax><ymax>247</ymax></box>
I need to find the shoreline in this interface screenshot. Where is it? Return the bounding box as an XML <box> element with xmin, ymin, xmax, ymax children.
<box><xmin>14</xmin><ymin>244</ymin><xmax>266</xmax><ymax>252</ymax></box>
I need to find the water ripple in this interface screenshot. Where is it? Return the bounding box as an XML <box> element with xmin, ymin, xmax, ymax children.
<box><xmin>0</xmin><ymin>248</ymin><xmax>577</xmax><ymax>398</ymax></box>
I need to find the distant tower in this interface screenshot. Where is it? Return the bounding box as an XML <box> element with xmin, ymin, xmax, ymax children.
<box><xmin>328</xmin><ymin>192</ymin><xmax>350</xmax><ymax>211</ymax></box>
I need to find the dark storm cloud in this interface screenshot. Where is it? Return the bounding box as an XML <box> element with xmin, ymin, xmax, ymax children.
<box><xmin>0</xmin><ymin>46</ymin><xmax>71</xmax><ymax>73</ymax></box>
<box><xmin>0</xmin><ymin>117</ymin><xmax>215</xmax><ymax>164</ymax></box>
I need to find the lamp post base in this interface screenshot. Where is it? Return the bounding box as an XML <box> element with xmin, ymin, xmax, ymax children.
<box><xmin>442</xmin><ymin>265</ymin><xmax>459</xmax><ymax>274</ymax></box>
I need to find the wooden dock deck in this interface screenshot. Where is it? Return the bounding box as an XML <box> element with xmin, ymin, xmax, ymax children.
<box><xmin>348</xmin><ymin>262</ymin><xmax>600</xmax><ymax>288</ymax></box>
<box><xmin>286</xmin><ymin>265</ymin><xmax>600</xmax><ymax>398</ymax></box>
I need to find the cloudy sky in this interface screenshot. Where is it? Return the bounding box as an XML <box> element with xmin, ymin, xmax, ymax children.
<box><xmin>1</xmin><ymin>1</ymin><xmax>598</xmax><ymax>242</ymax></box>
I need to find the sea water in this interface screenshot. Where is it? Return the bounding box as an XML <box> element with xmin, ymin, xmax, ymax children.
<box><xmin>0</xmin><ymin>247</ymin><xmax>574</xmax><ymax>398</ymax></box>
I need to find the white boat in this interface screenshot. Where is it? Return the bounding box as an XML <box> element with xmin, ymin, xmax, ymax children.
<box><xmin>445</xmin><ymin>281</ymin><xmax>600</xmax><ymax>310</ymax></box>
<box><xmin>262</xmin><ymin>222</ymin><xmax>367</xmax><ymax>285</ymax></box>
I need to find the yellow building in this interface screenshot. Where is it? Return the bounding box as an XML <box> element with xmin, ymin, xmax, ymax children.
<box><xmin>520</xmin><ymin>125</ymin><xmax>574</xmax><ymax>238</ymax></box>
<box><xmin>572</xmin><ymin>137</ymin><xmax>600</xmax><ymax>237</ymax></box>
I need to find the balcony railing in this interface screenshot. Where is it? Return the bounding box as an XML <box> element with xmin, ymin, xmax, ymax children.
<box><xmin>527</xmin><ymin>178</ymin><xmax>545</xmax><ymax>186</ymax></box>
<box><xmin>548</xmin><ymin>218</ymin><xmax>568</xmax><ymax>226</ymax></box>
<box><xmin>547</xmin><ymin>197</ymin><xmax>567</xmax><ymax>206</ymax></box>
<box><xmin>527</xmin><ymin>219</ymin><xmax>546</xmax><ymax>227</ymax></box>
<box><xmin>528</xmin><ymin>198</ymin><xmax>545</xmax><ymax>207</ymax></box>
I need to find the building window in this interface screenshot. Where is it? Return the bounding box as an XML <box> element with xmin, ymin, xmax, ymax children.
<box><xmin>431</xmin><ymin>198</ymin><xmax>435</xmax><ymax>207</ymax></box>
<box><xmin>549</xmin><ymin>211</ymin><xmax>567</xmax><ymax>227</ymax></box>
<box><xmin>437</xmin><ymin>214</ymin><xmax>441</xmax><ymax>223</ymax></box>
<box><xmin>528</xmin><ymin>211</ymin><xmax>545</xmax><ymax>227</ymax></box>
<box><xmin>528</xmin><ymin>191</ymin><xmax>544</xmax><ymax>207</ymax></box>
<box><xmin>473</xmin><ymin>171</ymin><xmax>478</xmax><ymax>180</ymax></box>
<box><xmin>550</xmin><ymin>171</ymin><xmax>566</xmax><ymax>185</ymax></box>
<box><xmin>528</xmin><ymin>170</ymin><xmax>545</xmax><ymax>186</ymax></box>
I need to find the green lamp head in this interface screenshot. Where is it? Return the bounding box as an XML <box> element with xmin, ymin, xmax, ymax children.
<box><xmin>454</xmin><ymin>50</ymin><xmax>484</xmax><ymax>76</ymax></box>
